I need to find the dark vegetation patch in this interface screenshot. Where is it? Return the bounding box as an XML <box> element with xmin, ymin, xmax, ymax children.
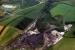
<box><xmin>16</xmin><ymin>17</ymin><xmax>33</xmax><ymax>30</ymax></box>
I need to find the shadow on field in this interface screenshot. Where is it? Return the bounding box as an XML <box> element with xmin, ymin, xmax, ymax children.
<box><xmin>47</xmin><ymin>46</ymin><xmax>53</xmax><ymax>50</ymax></box>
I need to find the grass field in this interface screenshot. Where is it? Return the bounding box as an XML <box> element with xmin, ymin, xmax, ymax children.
<box><xmin>51</xmin><ymin>1</ymin><xmax>75</xmax><ymax>22</ymax></box>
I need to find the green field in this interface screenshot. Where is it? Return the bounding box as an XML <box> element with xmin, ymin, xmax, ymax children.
<box><xmin>48</xmin><ymin>38</ymin><xmax>75</xmax><ymax>50</ymax></box>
